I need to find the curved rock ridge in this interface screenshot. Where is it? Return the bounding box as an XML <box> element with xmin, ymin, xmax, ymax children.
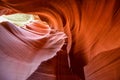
<box><xmin>0</xmin><ymin>0</ymin><xmax>120</xmax><ymax>80</ymax></box>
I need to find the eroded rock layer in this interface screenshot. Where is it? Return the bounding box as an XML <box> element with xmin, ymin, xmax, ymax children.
<box><xmin>0</xmin><ymin>0</ymin><xmax>120</xmax><ymax>80</ymax></box>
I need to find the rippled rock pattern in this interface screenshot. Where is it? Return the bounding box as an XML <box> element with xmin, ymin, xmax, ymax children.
<box><xmin>0</xmin><ymin>0</ymin><xmax>120</xmax><ymax>80</ymax></box>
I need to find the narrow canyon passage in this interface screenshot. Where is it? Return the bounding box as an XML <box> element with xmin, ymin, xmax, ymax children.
<box><xmin>0</xmin><ymin>0</ymin><xmax>120</xmax><ymax>80</ymax></box>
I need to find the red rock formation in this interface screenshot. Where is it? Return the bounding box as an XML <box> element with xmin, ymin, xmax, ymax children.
<box><xmin>0</xmin><ymin>0</ymin><xmax>120</xmax><ymax>80</ymax></box>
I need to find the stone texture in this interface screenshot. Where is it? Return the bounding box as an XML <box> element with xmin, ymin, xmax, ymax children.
<box><xmin>84</xmin><ymin>47</ymin><xmax>120</xmax><ymax>80</ymax></box>
<box><xmin>0</xmin><ymin>0</ymin><xmax>120</xmax><ymax>80</ymax></box>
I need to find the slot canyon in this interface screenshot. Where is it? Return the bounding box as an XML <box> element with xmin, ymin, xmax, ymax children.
<box><xmin>0</xmin><ymin>0</ymin><xmax>120</xmax><ymax>80</ymax></box>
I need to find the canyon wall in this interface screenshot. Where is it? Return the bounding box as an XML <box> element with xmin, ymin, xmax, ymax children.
<box><xmin>0</xmin><ymin>0</ymin><xmax>120</xmax><ymax>80</ymax></box>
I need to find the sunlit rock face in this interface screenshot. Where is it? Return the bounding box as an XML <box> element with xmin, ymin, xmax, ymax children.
<box><xmin>0</xmin><ymin>0</ymin><xmax>120</xmax><ymax>80</ymax></box>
